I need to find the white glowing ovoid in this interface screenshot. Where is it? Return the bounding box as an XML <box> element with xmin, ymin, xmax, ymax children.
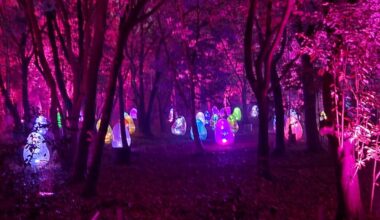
<box><xmin>112</xmin><ymin>122</ymin><xmax>132</xmax><ymax>148</ymax></box>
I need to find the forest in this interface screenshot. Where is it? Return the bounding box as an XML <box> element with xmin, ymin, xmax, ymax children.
<box><xmin>0</xmin><ymin>0</ymin><xmax>379</xmax><ymax>219</ymax></box>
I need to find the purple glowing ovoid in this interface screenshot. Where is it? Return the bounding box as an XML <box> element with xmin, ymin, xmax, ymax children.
<box><xmin>214</xmin><ymin>118</ymin><xmax>234</xmax><ymax>145</ymax></box>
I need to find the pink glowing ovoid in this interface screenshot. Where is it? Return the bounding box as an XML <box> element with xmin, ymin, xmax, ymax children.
<box><xmin>284</xmin><ymin>116</ymin><xmax>303</xmax><ymax>140</ymax></box>
<box><xmin>214</xmin><ymin>118</ymin><xmax>234</xmax><ymax>145</ymax></box>
<box><xmin>129</xmin><ymin>108</ymin><xmax>138</xmax><ymax>119</ymax></box>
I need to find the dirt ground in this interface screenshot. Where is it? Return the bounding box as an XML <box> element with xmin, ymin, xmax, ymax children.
<box><xmin>0</xmin><ymin>133</ymin><xmax>377</xmax><ymax>219</ymax></box>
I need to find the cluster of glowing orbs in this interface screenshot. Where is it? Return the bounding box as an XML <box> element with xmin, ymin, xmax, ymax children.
<box><xmin>171</xmin><ymin>116</ymin><xmax>187</xmax><ymax>135</ymax></box>
<box><xmin>196</xmin><ymin>112</ymin><xmax>206</xmax><ymax>124</ymax></box>
<box><xmin>227</xmin><ymin>115</ymin><xmax>239</xmax><ymax>133</ymax></box>
<box><xmin>250</xmin><ymin>105</ymin><xmax>258</xmax><ymax>118</ymax></box>
<box><xmin>124</xmin><ymin>115</ymin><xmax>136</xmax><ymax>134</ymax></box>
<box><xmin>190</xmin><ymin>119</ymin><xmax>207</xmax><ymax>141</ymax></box>
<box><xmin>284</xmin><ymin>116</ymin><xmax>303</xmax><ymax>141</ymax></box>
<box><xmin>96</xmin><ymin>120</ymin><xmax>114</xmax><ymax>144</ymax></box>
<box><xmin>112</xmin><ymin>122</ymin><xmax>131</xmax><ymax>148</ymax></box>
<box><xmin>129</xmin><ymin>108</ymin><xmax>138</xmax><ymax>119</ymax></box>
<box><xmin>210</xmin><ymin>114</ymin><xmax>219</xmax><ymax>130</ymax></box>
<box><xmin>232</xmin><ymin>107</ymin><xmax>242</xmax><ymax>121</ymax></box>
<box><xmin>23</xmin><ymin>132</ymin><xmax>50</xmax><ymax>167</ymax></box>
<box><xmin>214</xmin><ymin>119</ymin><xmax>235</xmax><ymax>145</ymax></box>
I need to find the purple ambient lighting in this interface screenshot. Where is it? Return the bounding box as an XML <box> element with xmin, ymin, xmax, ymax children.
<box><xmin>214</xmin><ymin>118</ymin><xmax>234</xmax><ymax>145</ymax></box>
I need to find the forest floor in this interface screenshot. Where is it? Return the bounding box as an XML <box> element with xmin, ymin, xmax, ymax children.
<box><xmin>0</xmin><ymin>132</ymin><xmax>378</xmax><ymax>220</ymax></box>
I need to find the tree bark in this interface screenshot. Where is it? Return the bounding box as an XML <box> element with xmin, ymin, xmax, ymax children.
<box><xmin>244</xmin><ymin>0</ymin><xmax>294</xmax><ymax>177</ymax></box>
<box><xmin>46</xmin><ymin>9</ymin><xmax>73</xmax><ymax>113</ymax></box>
<box><xmin>20</xmin><ymin>32</ymin><xmax>32</xmax><ymax>128</ymax></box>
<box><xmin>271</xmin><ymin>66</ymin><xmax>285</xmax><ymax>155</ymax></box>
<box><xmin>0</xmin><ymin>71</ymin><xmax>22</xmax><ymax>133</ymax></box>
<box><xmin>322</xmin><ymin>71</ymin><xmax>363</xmax><ymax>219</ymax></box>
<box><xmin>72</xmin><ymin>0</ymin><xmax>108</xmax><ymax>182</ymax></box>
<box><xmin>257</xmin><ymin>90</ymin><xmax>270</xmax><ymax>177</ymax></box>
<box><xmin>20</xmin><ymin>0</ymin><xmax>62</xmax><ymax>135</ymax></box>
<box><xmin>301</xmin><ymin>55</ymin><xmax>321</xmax><ymax>152</ymax></box>
<box><xmin>83</xmin><ymin>0</ymin><xmax>155</xmax><ymax>196</ymax></box>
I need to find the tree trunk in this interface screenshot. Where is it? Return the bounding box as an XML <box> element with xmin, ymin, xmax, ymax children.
<box><xmin>72</xmin><ymin>0</ymin><xmax>108</xmax><ymax>182</ymax></box>
<box><xmin>0</xmin><ymin>71</ymin><xmax>22</xmax><ymax>133</ymax></box>
<box><xmin>301</xmin><ymin>55</ymin><xmax>321</xmax><ymax>152</ymax></box>
<box><xmin>20</xmin><ymin>33</ymin><xmax>32</xmax><ymax>129</ymax></box>
<box><xmin>46</xmin><ymin>9</ymin><xmax>73</xmax><ymax>113</ymax></box>
<box><xmin>257</xmin><ymin>90</ymin><xmax>270</xmax><ymax>177</ymax></box>
<box><xmin>118</xmin><ymin>73</ymin><xmax>130</xmax><ymax>162</ymax></box>
<box><xmin>321</xmin><ymin>71</ymin><xmax>363</xmax><ymax>219</ymax></box>
<box><xmin>271</xmin><ymin>65</ymin><xmax>285</xmax><ymax>155</ymax></box>
<box><xmin>83</xmin><ymin>0</ymin><xmax>151</xmax><ymax>196</ymax></box>
<box><xmin>241</xmin><ymin>80</ymin><xmax>249</xmax><ymax>125</ymax></box>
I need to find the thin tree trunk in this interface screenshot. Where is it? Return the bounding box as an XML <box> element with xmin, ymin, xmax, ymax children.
<box><xmin>301</xmin><ymin>55</ymin><xmax>321</xmax><ymax>152</ymax></box>
<box><xmin>46</xmin><ymin>9</ymin><xmax>73</xmax><ymax>113</ymax></box>
<box><xmin>257</xmin><ymin>90</ymin><xmax>270</xmax><ymax>177</ymax></box>
<box><xmin>83</xmin><ymin>0</ymin><xmax>154</xmax><ymax>196</ymax></box>
<box><xmin>20</xmin><ymin>32</ymin><xmax>32</xmax><ymax>128</ymax></box>
<box><xmin>0</xmin><ymin>71</ymin><xmax>22</xmax><ymax>133</ymax></box>
<box><xmin>118</xmin><ymin>73</ymin><xmax>130</xmax><ymax>163</ymax></box>
<box><xmin>72</xmin><ymin>0</ymin><xmax>108</xmax><ymax>182</ymax></box>
<box><xmin>271</xmin><ymin>66</ymin><xmax>285</xmax><ymax>155</ymax></box>
<box><xmin>322</xmin><ymin>71</ymin><xmax>363</xmax><ymax>219</ymax></box>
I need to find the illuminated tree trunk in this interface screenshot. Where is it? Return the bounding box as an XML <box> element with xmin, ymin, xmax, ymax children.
<box><xmin>84</xmin><ymin>0</ymin><xmax>161</xmax><ymax>195</ymax></box>
<box><xmin>46</xmin><ymin>8</ymin><xmax>73</xmax><ymax>113</ymax></box>
<box><xmin>301</xmin><ymin>55</ymin><xmax>321</xmax><ymax>152</ymax></box>
<box><xmin>20</xmin><ymin>0</ymin><xmax>62</xmax><ymax>135</ymax></box>
<box><xmin>72</xmin><ymin>0</ymin><xmax>108</xmax><ymax>182</ymax></box>
<box><xmin>322</xmin><ymin>71</ymin><xmax>363</xmax><ymax>219</ymax></box>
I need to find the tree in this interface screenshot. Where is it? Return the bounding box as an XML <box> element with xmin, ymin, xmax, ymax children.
<box><xmin>244</xmin><ymin>0</ymin><xmax>294</xmax><ymax>177</ymax></box>
<box><xmin>83</xmin><ymin>0</ymin><xmax>164</xmax><ymax>196</ymax></box>
<box><xmin>309</xmin><ymin>0</ymin><xmax>379</xmax><ymax>218</ymax></box>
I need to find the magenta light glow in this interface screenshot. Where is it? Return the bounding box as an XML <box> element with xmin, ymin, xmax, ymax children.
<box><xmin>214</xmin><ymin>118</ymin><xmax>234</xmax><ymax>145</ymax></box>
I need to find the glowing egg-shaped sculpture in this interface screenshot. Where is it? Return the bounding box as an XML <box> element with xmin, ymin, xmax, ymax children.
<box><xmin>284</xmin><ymin>116</ymin><xmax>303</xmax><ymax>141</ymax></box>
<box><xmin>290</xmin><ymin>109</ymin><xmax>298</xmax><ymax>118</ymax></box>
<box><xmin>96</xmin><ymin>120</ymin><xmax>114</xmax><ymax>144</ymax></box>
<box><xmin>112</xmin><ymin>122</ymin><xmax>131</xmax><ymax>148</ymax></box>
<box><xmin>171</xmin><ymin>116</ymin><xmax>186</xmax><ymax>135</ymax></box>
<box><xmin>320</xmin><ymin>111</ymin><xmax>327</xmax><ymax>121</ymax></box>
<box><xmin>250</xmin><ymin>105</ymin><xmax>258</xmax><ymax>118</ymax></box>
<box><xmin>211</xmin><ymin>106</ymin><xmax>219</xmax><ymax>115</ymax></box>
<box><xmin>196</xmin><ymin>112</ymin><xmax>206</xmax><ymax>124</ymax></box>
<box><xmin>204</xmin><ymin>111</ymin><xmax>211</xmax><ymax>124</ymax></box>
<box><xmin>214</xmin><ymin>119</ymin><xmax>234</xmax><ymax>145</ymax></box>
<box><xmin>34</xmin><ymin>115</ymin><xmax>49</xmax><ymax>135</ymax></box>
<box><xmin>210</xmin><ymin>114</ymin><xmax>219</xmax><ymax>130</ymax></box>
<box><xmin>227</xmin><ymin>115</ymin><xmax>239</xmax><ymax>133</ymax></box>
<box><xmin>232</xmin><ymin>107</ymin><xmax>242</xmax><ymax>121</ymax></box>
<box><xmin>190</xmin><ymin>119</ymin><xmax>207</xmax><ymax>141</ymax></box>
<box><xmin>23</xmin><ymin>132</ymin><xmax>50</xmax><ymax>167</ymax></box>
<box><xmin>129</xmin><ymin>108</ymin><xmax>138</xmax><ymax>119</ymax></box>
<box><xmin>124</xmin><ymin>115</ymin><xmax>136</xmax><ymax>134</ymax></box>
<box><xmin>168</xmin><ymin>108</ymin><xmax>174</xmax><ymax>122</ymax></box>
